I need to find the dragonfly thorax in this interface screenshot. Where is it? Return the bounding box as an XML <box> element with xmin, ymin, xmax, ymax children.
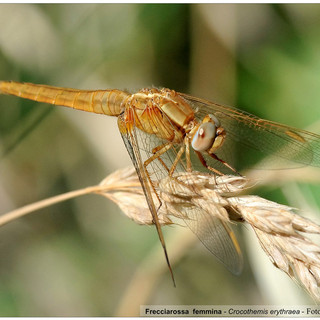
<box><xmin>125</xmin><ymin>88</ymin><xmax>195</xmax><ymax>143</ymax></box>
<box><xmin>124</xmin><ymin>89</ymin><xmax>226</xmax><ymax>153</ymax></box>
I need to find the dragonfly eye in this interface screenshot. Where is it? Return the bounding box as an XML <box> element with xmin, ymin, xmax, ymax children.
<box><xmin>191</xmin><ymin>122</ymin><xmax>217</xmax><ymax>152</ymax></box>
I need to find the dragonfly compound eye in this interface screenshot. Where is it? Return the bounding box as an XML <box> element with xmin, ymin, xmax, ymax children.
<box><xmin>191</xmin><ymin>122</ymin><xmax>217</xmax><ymax>152</ymax></box>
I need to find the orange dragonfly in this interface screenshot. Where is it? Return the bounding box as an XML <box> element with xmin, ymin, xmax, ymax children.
<box><xmin>1</xmin><ymin>81</ymin><xmax>320</xmax><ymax>284</ymax></box>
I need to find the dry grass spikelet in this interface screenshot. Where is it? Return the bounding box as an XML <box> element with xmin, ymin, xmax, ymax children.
<box><xmin>155</xmin><ymin>171</ymin><xmax>320</xmax><ymax>301</ymax></box>
<box><xmin>1</xmin><ymin>166</ymin><xmax>320</xmax><ymax>301</ymax></box>
<box><xmin>97</xmin><ymin>167</ymin><xmax>172</xmax><ymax>225</ymax></box>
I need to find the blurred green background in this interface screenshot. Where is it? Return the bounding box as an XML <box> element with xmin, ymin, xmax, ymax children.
<box><xmin>0</xmin><ymin>3</ymin><xmax>320</xmax><ymax>316</ymax></box>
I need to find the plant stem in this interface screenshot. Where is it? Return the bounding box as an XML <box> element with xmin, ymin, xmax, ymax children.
<box><xmin>0</xmin><ymin>185</ymin><xmax>102</xmax><ymax>227</ymax></box>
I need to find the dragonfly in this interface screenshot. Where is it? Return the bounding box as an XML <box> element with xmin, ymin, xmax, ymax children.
<box><xmin>1</xmin><ymin>81</ymin><xmax>320</xmax><ymax>284</ymax></box>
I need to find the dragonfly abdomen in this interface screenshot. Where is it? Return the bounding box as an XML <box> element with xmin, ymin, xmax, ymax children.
<box><xmin>0</xmin><ymin>81</ymin><xmax>129</xmax><ymax>116</ymax></box>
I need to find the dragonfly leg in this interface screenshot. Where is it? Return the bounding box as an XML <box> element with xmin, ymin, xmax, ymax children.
<box><xmin>148</xmin><ymin>142</ymin><xmax>188</xmax><ymax>177</ymax></box>
<box><xmin>195</xmin><ymin>151</ymin><xmax>224</xmax><ymax>175</ymax></box>
<box><xmin>150</xmin><ymin>144</ymin><xmax>171</xmax><ymax>173</ymax></box>
<box><xmin>208</xmin><ymin>152</ymin><xmax>241</xmax><ymax>176</ymax></box>
<box><xmin>169</xmin><ymin>137</ymin><xmax>192</xmax><ymax>175</ymax></box>
<box><xmin>168</xmin><ymin>144</ymin><xmax>185</xmax><ymax>176</ymax></box>
<box><xmin>145</xmin><ymin>142</ymin><xmax>172</xmax><ymax>169</ymax></box>
<box><xmin>145</xmin><ymin>140</ymin><xmax>197</xmax><ymax>195</ymax></box>
<box><xmin>185</xmin><ymin>137</ymin><xmax>192</xmax><ymax>172</ymax></box>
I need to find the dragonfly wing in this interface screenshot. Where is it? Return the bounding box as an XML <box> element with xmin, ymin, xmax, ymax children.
<box><xmin>180</xmin><ymin>93</ymin><xmax>320</xmax><ymax>170</ymax></box>
<box><xmin>117</xmin><ymin>112</ymin><xmax>176</xmax><ymax>285</ymax></box>
<box><xmin>174</xmin><ymin>201</ymin><xmax>243</xmax><ymax>275</ymax></box>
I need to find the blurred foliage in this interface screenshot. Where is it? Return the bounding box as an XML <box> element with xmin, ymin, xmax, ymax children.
<box><xmin>0</xmin><ymin>3</ymin><xmax>320</xmax><ymax>316</ymax></box>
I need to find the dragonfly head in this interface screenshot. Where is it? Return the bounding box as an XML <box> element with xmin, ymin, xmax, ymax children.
<box><xmin>191</xmin><ymin>114</ymin><xmax>225</xmax><ymax>153</ymax></box>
